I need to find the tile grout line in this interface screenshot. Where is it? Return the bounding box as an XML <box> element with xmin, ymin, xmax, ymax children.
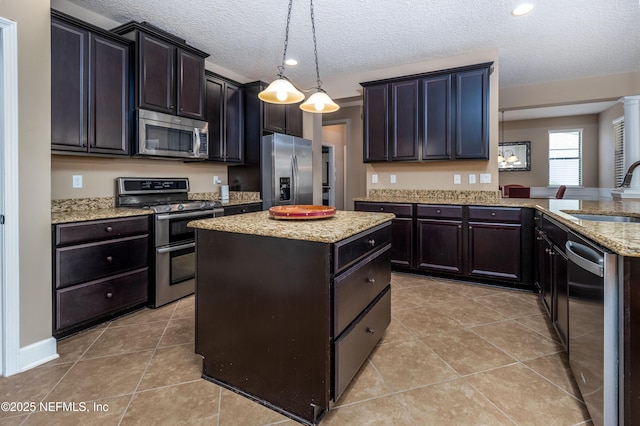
<box><xmin>116</xmin><ymin>302</ymin><xmax>179</xmax><ymax>426</ymax></box>
<box><xmin>19</xmin><ymin>325</ymin><xmax>112</xmax><ymax>424</ymax></box>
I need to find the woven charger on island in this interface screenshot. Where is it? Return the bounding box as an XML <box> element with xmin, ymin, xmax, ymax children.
<box><xmin>268</xmin><ymin>205</ymin><xmax>336</xmax><ymax>220</ymax></box>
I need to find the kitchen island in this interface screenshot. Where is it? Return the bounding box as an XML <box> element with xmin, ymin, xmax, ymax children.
<box><xmin>189</xmin><ymin>210</ymin><xmax>395</xmax><ymax>425</ymax></box>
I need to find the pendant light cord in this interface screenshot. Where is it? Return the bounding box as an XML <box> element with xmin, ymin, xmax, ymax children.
<box><xmin>310</xmin><ymin>0</ymin><xmax>323</xmax><ymax>91</ymax></box>
<box><xmin>278</xmin><ymin>0</ymin><xmax>294</xmax><ymax>77</ymax></box>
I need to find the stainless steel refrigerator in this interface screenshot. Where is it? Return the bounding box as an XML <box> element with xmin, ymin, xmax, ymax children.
<box><xmin>261</xmin><ymin>133</ymin><xmax>313</xmax><ymax>209</ymax></box>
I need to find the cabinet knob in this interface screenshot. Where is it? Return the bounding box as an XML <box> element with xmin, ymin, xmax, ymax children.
<box><xmin>367</xmin><ymin>277</ymin><xmax>376</xmax><ymax>284</ymax></box>
<box><xmin>545</xmin><ymin>248</ymin><xmax>551</xmax><ymax>254</ymax></box>
<box><xmin>491</xmin><ymin>212</ymin><xmax>496</xmax><ymax>216</ymax></box>
<box><xmin>367</xmin><ymin>239</ymin><xmax>376</xmax><ymax>247</ymax></box>
<box><xmin>366</xmin><ymin>327</ymin><xmax>375</xmax><ymax>334</ymax></box>
<box><xmin>106</xmin><ymin>292</ymin><xmax>113</xmax><ymax>299</ymax></box>
<box><xmin>106</xmin><ymin>256</ymin><xmax>113</xmax><ymax>262</ymax></box>
<box><xmin>436</xmin><ymin>209</ymin><xmax>441</xmax><ymax>214</ymax></box>
<box><xmin>379</xmin><ymin>207</ymin><xmax>384</xmax><ymax>211</ymax></box>
<box><xmin>105</xmin><ymin>226</ymin><xmax>113</xmax><ymax>232</ymax></box>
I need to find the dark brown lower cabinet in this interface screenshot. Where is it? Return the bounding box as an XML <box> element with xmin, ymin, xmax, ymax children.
<box><xmin>537</xmin><ymin>214</ymin><xmax>569</xmax><ymax>350</ymax></box>
<box><xmin>354</xmin><ymin>202</ymin><xmax>413</xmax><ymax>268</ymax></box>
<box><xmin>416</xmin><ymin>205</ymin><xmax>463</xmax><ymax>274</ymax></box>
<box><xmin>355</xmin><ymin>201</ymin><xmax>534</xmax><ymax>289</ymax></box>
<box><xmin>52</xmin><ymin>216</ymin><xmax>150</xmax><ymax>338</ymax></box>
<box><xmin>195</xmin><ymin>222</ymin><xmax>392</xmax><ymax>425</ymax></box>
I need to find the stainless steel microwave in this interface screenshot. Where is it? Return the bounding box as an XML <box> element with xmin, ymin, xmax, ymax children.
<box><xmin>136</xmin><ymin>109</ymin><xmax>208</xmax><ymax>159</ymax></box>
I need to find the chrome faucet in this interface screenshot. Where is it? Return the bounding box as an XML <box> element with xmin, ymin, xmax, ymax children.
<box><xmin>621</xmin><ymin>160</ymin><xmax>640</xmax><ymax>187</ymax></box>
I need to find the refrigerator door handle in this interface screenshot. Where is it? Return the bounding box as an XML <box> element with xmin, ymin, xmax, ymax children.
<box><xmin>292</xmin><ymin>155</ymin><xmax>299</xmax><ymax>204</ymax></box>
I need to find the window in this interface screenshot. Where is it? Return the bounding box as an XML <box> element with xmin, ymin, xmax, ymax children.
<box><xmin>613</xmin><ymin>117</ymin><xmax>625</xmax><ymax>186</ymax></box>
<box><xmin>548</xmin><ymin>130</ymin><xmax>582</xmax><ymax>186</ymax></box>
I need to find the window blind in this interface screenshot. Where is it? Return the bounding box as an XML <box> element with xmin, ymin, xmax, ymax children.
<box><xmin>548</xmin><ymin>130</ymin><xmax>582</xmax><ymax>186</ymax></box>
<box><xmin>613</xmin><ymin>117</ymin><xmax>625</xmax><ymax>187</ymax></box>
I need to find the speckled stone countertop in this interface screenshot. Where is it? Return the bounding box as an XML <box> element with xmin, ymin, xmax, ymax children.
<box><xmin>355</xmin><ymin>190</ymin><xmax>640</xmax><ymax>257</ymax></box>
<box><xmin>51</xmin><ymin>197</ymin><xmax>152</xmax><ymax>224</ymax></box>
<box><xmin>51</xmin><ymin>192</ymin><xmax>262</xmax><ymax>224</ymax></box>
<box><xmin>189</xmin><ymin>210</ymin><xmax>395</xmax><ymax>243</ymax></box>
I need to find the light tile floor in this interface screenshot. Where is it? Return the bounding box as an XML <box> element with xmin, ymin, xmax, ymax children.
<box><xmin>0</xmin><ymin>273</ymin><xmax>592</xmax><ymax>425</ymax></box>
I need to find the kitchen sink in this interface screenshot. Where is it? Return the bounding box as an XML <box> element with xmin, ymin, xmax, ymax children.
<box><xmin>571</xmin><ymin>213</ymin><xmax>640</xmax><ymax>223</ymax></box>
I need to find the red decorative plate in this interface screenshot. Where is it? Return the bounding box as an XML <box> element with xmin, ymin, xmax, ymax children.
<box><xmin>269</xmin><ymin>205</ymin><xmax>336</xmax><ymax>220</ymax></box>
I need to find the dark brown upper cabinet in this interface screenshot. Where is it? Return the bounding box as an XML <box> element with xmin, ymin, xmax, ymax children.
<box><xmin>361</xmin><ymin>62</ymin><xmax>492</xmax><ymax>163</ymax></box>
<box><xmin>263</xmin><ymin>102</ymin><xmax>304</xmax><ymax>138</ymax></box>
<box><xmin>112</xmin><ymin>21</ymin><xmax>209</xmax><ymax>120</ymax></box>
<box><xmin>205</xmin><ymin>72</ymin><xmax>244</xmax><ymax>163</ymax></box>
<box><xmin>51</xmin><ymin>10</ymin><xmax>132</xmax><ymax>156</ymax></box>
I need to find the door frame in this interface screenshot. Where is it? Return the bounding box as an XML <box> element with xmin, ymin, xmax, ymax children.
<box><xmin>322</xmin><ymin>119</ymin><xmax>350</xmax><ymax>210</ymax></box>
<box><xmin>0</xmin><ymin>16</ymin><xmax>21</xmax><ymax>377</ymax></box>
<box><xmin>321</xmin><ymin>144</ymin><xmax>335</xmax><ymax>207</ymax></box>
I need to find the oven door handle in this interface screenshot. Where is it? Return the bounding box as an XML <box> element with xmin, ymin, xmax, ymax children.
<box><xmin>156</xmin><ymin>242</ymin><xmax>196</xmax><ymax>254</ymax></box>
<box><xmin>156</xmin><ymin>211</ymin><xmax>214</xmax><ymax>221</ymax></box>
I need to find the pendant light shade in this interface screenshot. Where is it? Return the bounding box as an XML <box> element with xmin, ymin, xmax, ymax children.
<box><xmin>259</xmin><ymin>0</ymin><xmax>339</xmax><ymax>113</ymax></box>
<box><xmin>258</xmin><ymin>78</ymin><xmax>305</xmax><ymax>104</ymax></box>
<box><xmin>300</xmin><ymin>90</ymin><xmax>339</xmax><ymax>113</ymax></box>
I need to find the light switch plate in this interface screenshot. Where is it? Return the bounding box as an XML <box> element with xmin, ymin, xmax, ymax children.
<box><xmin>390</xmin><ymin>174</ymin><xmax>396</xmax><ymax>184</ymax></box>
<box><xmin>72</xmin><ymin>175</ymin><xmax>83</xmax><ymax>188</ymax></box>
<box><xmin>453</xmin><ymin>174</ymin><xmax>461</xmax><ymax>184</ymax></box>
<box><xmin>468</xmin><ymin>174</ymin><xmax>476</xmax><ymax>184</ymax></box>
<box><xmin>480</xmin><ymin>173</ymin><xmax>492</xmax><ymax>184</ymax></box>
<box><xmin>372</xmin><ymin>174</ymin><xmax>378</xmax><ymax>184</ymax></box>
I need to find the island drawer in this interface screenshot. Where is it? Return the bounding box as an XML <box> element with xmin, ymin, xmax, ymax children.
<box><xmin>354</xmin><ymin>202</ymin><xmax>413</xmax><ymax>217</ymax></box>
<box><xmin>417</xmin><ymin>204</ymin><xmax>463</xmax><ymax>219</ymax></box>
<box><xmin>334</xmin><ymin>245</ymin><xmax>391</xmax><ymax>337</ymax></box>
<box><xmin>56</xmin><ymin>268</ymin><xmax>148</xmax><ymax>330</ymax></box>
<box><xmin>333</xmin><ymin>223</ymin><xmax>391</xmax><ymax>273</ymax></box>
<box><xmin>334</xmin><ymin>286</ymin><xmax>390</xmax><ymax>401</ymax></box>
<box><xmin>468</xmin><ymin>206</ymin><xmax>521</xmax><ymax>223</ymax></box>
<box><xmin>55</xmin><ymin>235</ymin><xmax>149</xmax><ymax>288</ymax></box>
<box><xmin>55</xmin><ymin>216</ymin><xmax>150</xmax><ymax>246</ymax></box>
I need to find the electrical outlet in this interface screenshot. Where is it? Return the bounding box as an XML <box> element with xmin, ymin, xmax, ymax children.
<box><xmin>372</xmin><ymin>174</ymin><xmax>378</xmax><ymax>184</ymax></box>
<box><xmin>453</xmin><ymin>174</ymin><xmax>461</xmax><ymax>184</ymax></box>
<box><xmin>480</xmin><ymin>173</ymin><xmax>492</xmax><ymax>184</ymax></box>
<box><xmin>468</xmin><ymin>174</ymin><xmax>476</xmax><ymax>184</ymax></box>
<box><xmin>72</xmin><ymin>175</ymin><xmax>83</xmax><ymax>188</ymax></box>
<box><xmin>390</xmin><ymin>174</ymin><xmax>396</xmax><ymax>184</ymax></box>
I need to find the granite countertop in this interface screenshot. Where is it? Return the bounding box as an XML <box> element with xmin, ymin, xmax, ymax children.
<box><xmin>51</xmin><ymin>208</ymin><xmax>153</xmax><ymax>225</ymax></box>
<box><xmin>51</xmin><ymin>192</ymin><xmax>262</xmax><ymax>224</ymax></box>
<box><xmin>355</xmin><ymin>190</ymin><xmax>640</xmax><ymax>257</ymax></box>
<box><xmin>188</xmin><ymin>210</ymin><xmax>395</xmax><ymax>243</ymax></box>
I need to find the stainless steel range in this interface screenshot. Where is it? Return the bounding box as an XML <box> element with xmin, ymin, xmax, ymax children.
<box><xmin>116</xmin><ymin>177</ymin><xmax>224</xmax><ymax>307</ymax></box>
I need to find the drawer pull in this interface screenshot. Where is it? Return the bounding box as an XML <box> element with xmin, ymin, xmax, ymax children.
<box><xmin>367</xmin><ymin>239</ymin><xmax>376</xmax><ymax>247</ymax></box>
<box><xmin>366</xmin><ymin>277</ymin><xmax>376</xmax><ymax>284</ymax></box>
<box><xmin>105</xmin><ymin>226</ymin><xmax>113</xmax><ymax>232</ymax></box>
<box><xmin>436</xmin><ymin>209</ymin><xmax>441</xmax><ymax>214</ymax></box>
<box><xmin>491</xmin><ymin>212</ymin><xmax>496</xmax><ymax>216</ymax></box>
<box><xmin>106</xmin><ymin>256</ymin><xmax>113</xmax><ymax>262</ymax></box>
<box><xmin>379</xmin><ymin>207</ymin><xmax>384</xmax><ymax>211</ymax></box>
<box><xmin>106</xmin><ymin>292</ymin><xmax>113</xmax><ymax>299</ymax></box>
<box><xmin>366</xmin><ymin>327</ymin><xmax>375</xmax><ymax>334</ymax></box>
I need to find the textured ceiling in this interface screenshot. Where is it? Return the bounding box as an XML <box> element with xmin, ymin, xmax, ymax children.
<box><xmin>65</xmin><ymin>0</ymin><xmax>640</xmax><ymax>100</ymax></box>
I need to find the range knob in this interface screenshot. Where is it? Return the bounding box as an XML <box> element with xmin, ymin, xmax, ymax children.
<box><xmin>200</xmin><ymin>202</ymin><xmax>207</xmax><ymax>209</ymax></box>
<box><xmin>163</xmin><ymin>205</ymin><xmax>172</xmax><ymax>212</ymax></box>
<box><xmin>177</xmin><ymin>204</ymin><xmax>184</xmax><ymax>211</ymax></box>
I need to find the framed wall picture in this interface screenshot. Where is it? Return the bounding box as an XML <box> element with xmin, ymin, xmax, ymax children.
<box><xmin>498</xmin><ymin>141</ymin><xmax>531</xmax><ymax>172</ymax></box>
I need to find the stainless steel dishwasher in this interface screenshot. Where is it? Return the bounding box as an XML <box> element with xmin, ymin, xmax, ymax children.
<box><xmin>566</xmin><ymin>232</ymin><xmax>618</xmax><ymax>426</ymax></box>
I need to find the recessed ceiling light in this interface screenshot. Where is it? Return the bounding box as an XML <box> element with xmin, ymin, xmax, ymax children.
<box><xmin>285</xmin><ymin>58</ymin><xmax>298</xmax><ymax>66</ymax></box>
<box><xmin>512</xmin><ymin>3</ymin><xmax>534</xmax><ymax>16</ymax></box>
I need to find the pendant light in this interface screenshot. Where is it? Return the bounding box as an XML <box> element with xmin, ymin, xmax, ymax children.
<box><xmin>299</xmin><ymin>0</ymin><xmax>339</xmax><ymax>113</ymax></box>
<box><xmin>258</xmin><ymin>0</ymin><xmax>305</xmax><ymax>104</ymax></box>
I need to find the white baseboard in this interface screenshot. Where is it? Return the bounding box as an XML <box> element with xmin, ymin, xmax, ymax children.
<box><xmin>19</xmin><ymin>337</ymin><xmax>58</xmax><ymax>372</ymax></box>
